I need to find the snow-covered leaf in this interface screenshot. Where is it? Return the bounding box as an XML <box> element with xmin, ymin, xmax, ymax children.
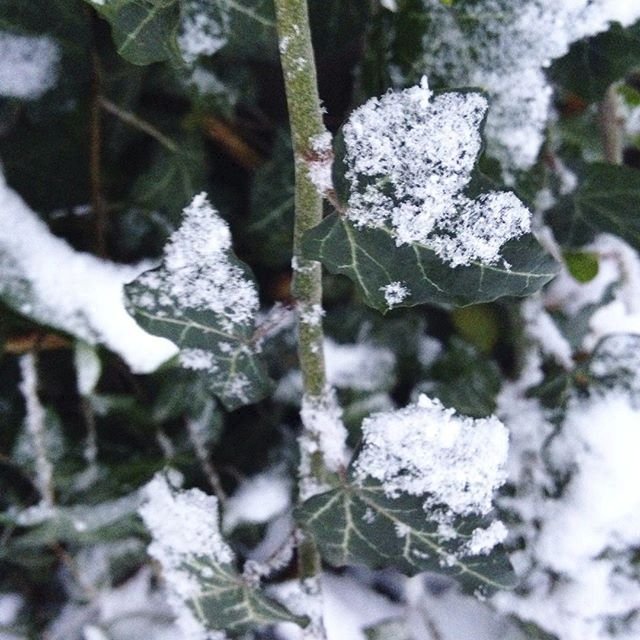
<box><xmin>125</xmin><ymin>192</ymin><xmax>272</xmax><ymax>410</ymax></box>
<box><xmin>548</xmin><ymin>163</ymin><xmax>640</xmax><ymax>251</ymax></box>
<box><xmin>296</xmin><ymin>478</ymin><xmax>515</xmax><ymax>596</ymax></box>
<box><xmin>139</xmin><ymin>473</ymin><xmax>307</xmax><ymax>637</ymax></box>
<box><xmin>296</xmin><ymin>396</ymin><xmax>515</xmax><ymax>596</ymax></box>
<box><xmin>302</xmin><ymin>213</ymin><xmax>558</xmax><ymax>312</ymax></box>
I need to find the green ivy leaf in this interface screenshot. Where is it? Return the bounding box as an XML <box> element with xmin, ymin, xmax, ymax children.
<box><xmin>296</xmin><ymin>477</ymin><xmax>516</xmax><ymax>597</ymax></box>
<box><xmin>186</xmin><ymin>560</ymin><xmax>309</xmax><ymax>635</ymax></box>
<box><xmin>563</xmin><ymin>250</ymin><xmax>599</xmax><ymax>283</ymax></box>
<box><xmin>88</xmin><ymin>0</ymin><xmax>181</xmax><ymax>65</ymax></box>
<box><xmin>302</xmin><ymin>214</ymin><xmax>558</xmax><ymax>312</ymax></box>
<box><xmin>547</xmin><ymin>163</ymin><xmax>640</xmax><ymax>251</ymax></box>
<box><xmin>125</xmin><ymin>195</ymin><xmax>272</xmax><ymax>411</ymax></box>
<box><xmin>550</xmin><ymin>21</ymin><xmax>640</xmax><ymax>103</ymax></box>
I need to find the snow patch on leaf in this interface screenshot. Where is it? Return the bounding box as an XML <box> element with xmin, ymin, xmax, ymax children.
<box><xmin>353</xmin><ymin>394</ymin><xmax>509</xmax><ymax>521</ymax></box>
<box><xmin>139</xmin><ymin>472</ymin><xmax>232</xmax><ymax>640</ymax></box>
<box><xmin>343</xmin><ymin>79</ymin><xmax>530</xmax><ymax>267</ymax></box>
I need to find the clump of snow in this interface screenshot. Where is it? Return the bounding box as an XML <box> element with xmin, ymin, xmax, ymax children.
<box><xmin>139</xmin><ymin>472</ymin><xmax>233</xmax><ymax>640</ymax></box>
<box><xmin>0</xmin><ymin>32</ymin><xmax>60</xmax><ymax>100</ymax></box>
<box><xmin>324</xmin><ymin>338</ymin><xmax>395</xmax><ymax>392</ymax></box>
<box><xmin>419</xmin><ymin>0</ymin><xmax>640</xmax><ymax>171</ymax></box>
<box><xmin>0</xmin><ymin>171</ymin><xmax>178</xmax><ymax>373</ymax></box>
<box><xmin>0</xmin><ymin>594</ymin><xmax>22</xmax><ymax>627</ymax></box>
<box><xmin>496</xmin><ymin>392</ymin><xmax>640</xmax><ymax>640</ymax></box>
<box><xmin>307</xmin><ymin>131</ymin><xmax>334</xmax><ymax>195</ymax></box>
<box><xmin>353</xmin><ymin>394</ymin><xmax>509</xmax><ymax>520</ymax></box>
<box><xmin>178</xmin><ymin>0</ymin><xmax>229</xmax><ymax>65</ymax></box>
<box><xmin>223</xmin><ymin>469</ymin><xmax>291</xmax><ymax>532</ymax></box>
<box><xmin>380</xmin><ymin>281</ymin><xmax>409</xmax><ymax>307</ymax></box>
<box><xmin>343</xmin><ymin>78</ymin><xmax>530</xmax><ymax>267</ymax></box>
<box><xmin>135</xmin><ymin>192</ymin><xmax>258</xmax><ymax>329</ymax></box>
<box><xmin>465</xmin><ymin>521</ymin><xmax>508</xmax><ymax>557</ymax></box>
<box><xmin>299</xmin><ymin>388</ymin><xmax>349</xmax><ymax>499</ymax></box>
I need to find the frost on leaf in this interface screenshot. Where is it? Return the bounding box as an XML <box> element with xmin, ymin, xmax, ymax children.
<box><xmin>125</xmin><ymin>192</ymin><xmax>271</xmax><ymax>410</ymax></box>
<box><xmin>139</xmin><ymin>472</ymin><xmax>307</xmax><ymax>638</ymax></box>
<box><xmin>342</xmin><ymin>78</ymin><xmax>531</xmax><ymax>268</ymax></box>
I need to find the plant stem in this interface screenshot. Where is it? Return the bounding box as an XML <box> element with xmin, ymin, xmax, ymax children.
<box><xmin>274</xmin><ymin>1</ymin><xmax>332</xmax><ymax>636</ymax></box>
<box><xmin>274</xmin><ymin>0</ymin><xmax>328</xmax><ymax>401</ymax></box>
<box><xmin>599</xmin><ymin>84</ymin><xmax>624</xmax><ymax>165</ymax></box>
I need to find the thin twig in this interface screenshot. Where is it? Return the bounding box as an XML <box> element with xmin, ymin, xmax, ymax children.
<box><xmin>599</xmin><ymin>84</ymin><xmax>624</xmax><ymax>165</ymax></box>
<box><xmin>90</xmin><ymin>50</ymin><xmax>108</xmax><ymax>257</ymax></box>
<box><xmin>100</xmin><ymin>97</ymin><xmax>179</xmax><ymax>153</ymax></box>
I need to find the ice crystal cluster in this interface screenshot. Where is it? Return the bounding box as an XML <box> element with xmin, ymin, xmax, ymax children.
<box><xmin>134</xmin><ymin>192</ymin><xmax>258</xmax><ymax>330</ymax></box>
<box><xmin>343</xmin><ymin>79</ymin><xmax>530</xmax><ymax>267</ymax></box>
<box><xmin>420</xmin><ymin>0</ymin><xmax>640</xmax><ymax>170</ymax></box>
<box><xmin>353</xmin><ymin>394</ymin><xmax>509</xmax><ymax>522</ymax></box>
<box><xmin>139</xmin><ymin>472</ymin><xmax>232</xmax><ymax>640</ymax></box>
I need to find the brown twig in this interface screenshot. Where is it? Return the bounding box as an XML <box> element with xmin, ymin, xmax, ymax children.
<box><xmin>201</xmin><ymin>115</ymin><xmax>265</xmax><ymax>169</ymax></box>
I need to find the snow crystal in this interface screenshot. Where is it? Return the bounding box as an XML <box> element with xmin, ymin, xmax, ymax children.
<box><xmin>353</xmin><ymin>394</ymin><xmax>509</xmax><ymax>519</ymax></box>
<box><xmin>0</xmin><ymin>32</ymin><xmax>60</xmax><ymax>100</ymax></box>
<box><xmin>0</xmin><ymin>172</ymin><xmax>178</xmax><ymax>373</ymax></box>
<box><xmin>135</xmin><ymin>192</ymin><xmax>258</xmax><ymax>330</ymax></box>
<box><xmin>465</xmin><ymin>521</ymin><xmax>508</xmax><ymax>556</ymax></box>
<box><xmin>223</xmin><ymin>470</ymin><xmax>291</xmax><ymax>531</ymax></box>
<box><xmin>343</xmin><ymin>78</ymin><xmax>530</xmax><ymax>267</ymax></box>
<box><xmin>139</xmin><ymin>472</ymin><xmax>233</xmax><ymax>640</ymax></box>
<box><xmin>420</xmin><ymin>0</ymin><xmax>640</xmax><ymax>171</ymax></box>
<box><xmin>178</xmin><ymin>0</ymin><xmax>228</xmax><ymax>65</ymax></box>
<box><xmin>380</xmin><ymin>281</ymin><xmax>409</xmax><ymax>307</ymax></box>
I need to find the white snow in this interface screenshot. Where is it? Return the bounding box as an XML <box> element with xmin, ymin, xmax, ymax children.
<box><xmin>299</xmin><ymin>388</ymin><xmax>349</xmax><ymax>499</ymax></box>
<box><xmin>496</xmin><ymin>392</ymin><xmax>640</xmax><ymax>640</ymax></box>
<box><xmin>0</xmin><ymin>171</ymin><xmax>178</xmax><ymax>373</ymax></box>
<box><xmin>353</xmin><ymin>394</ymin><xmax>509</xmax><ymax>519</ymax></box>
<box><xmin>380</xmin><ymin>281</ymin><xmax>409</xmax><ymax>307</ymax></box>
<box><xmin>343</xmin><ymin>78</ymin><xmax>530</xmax><ymax>266</ymax></box>
<box><xmin>0</xmin><ymin>32</ymin><xmax>60</xmax><ymax>100</ymax></box>
<box><xmin>223</xmin><ymin>470</ymin><xmax>291</xmax><ymax>531</ymax></box>
<box><xmin>420</xmin><ymin>0</ymin><xmax>640</xmax><ymax>171</ymax></box>
<box><xmin>324</xmin><ymin>338</ymin><xmax>395</xmax><ymax>392</ymax></box>
<box><xmin>178</xmin><ymin>1</ymin><xmax>229</xmax><ymax>65</ymax></box>
<box><xmin>135</xmin><ymin>192</ymin><xmax>258</xmax><ymax>329</ymax></box>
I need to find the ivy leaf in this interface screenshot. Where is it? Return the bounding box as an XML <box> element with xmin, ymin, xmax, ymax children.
<box><xmin>296</xmin><ymin>477</ymin><xmax>515</xmax><ymax>597</ymax></box>
<box><xmin>139</xmin><ymin>473</ymin><xmax>307</xmax><ymax>636</ymax></box>
<box><xmin>547</xmin><ymin>163</ymin><xmax>640</xmax><ymax>251</ymax></box>
<box><xmin>303</xmin><ymin>214</ymin><xmax>558</xmax><ymax>311</ymax></box>
<box><xmin>88</xmin><ymin>0</ymin><xmax>182</xmax><ymax>66</ymax></box>
<box><xmin>549</xmin><ymin>21</ymin><xmax>640</xmax><ymax>103</ymax></box>
<box><xmin>125</xmin><ymin>193</ymin><xmax>272</xmax><ymax>410</ymax></box>
<box><xmin>184</xmin><ymin>560</ymin><xmax>309</xmax><ymax>635</ymax></box>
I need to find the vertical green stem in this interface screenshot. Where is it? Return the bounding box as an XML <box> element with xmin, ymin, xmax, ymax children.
<box><xmin>274</xmin><ymin>2</ymin><xmax>330</xmax><ymax>637</ymax></box>
<box><xmin>274</xmin><ymin>0</ymin><xmax>327</xmax><ymax>401</ymax></box>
